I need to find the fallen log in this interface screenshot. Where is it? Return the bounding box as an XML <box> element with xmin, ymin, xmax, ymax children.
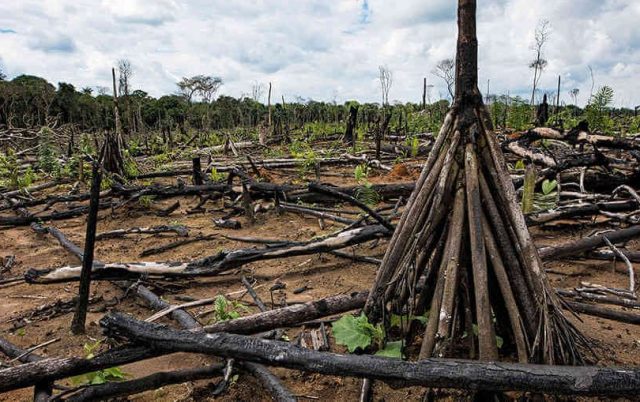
<box><xmin>563</xmin><ymin>301</ymin><xmax>640</xmax><ymax>325</ymax></box>
<box><xmin>57</xmin><ymin>364</ymin><xmax>225</xmax><ymax>402</ymax></box>
<box><xmin>25</xmin><ymin>225</ymin><xmax>390</xmax><ymax>283</ymax></box>
<box><xmin>203</xmin><ymin>291</ymin><xmax>368</xmax><ymax>334</ymax></box>
<box><xmin>133</xmin><ymin>283</ymin><xmax>295</xmax><ymax>401</ymax></box>
<box><xmin>0</xmin><ymin>337</ymin><xmax>51</xmax><ymax>401</ymax></box>
<box><xmin>308</xmin><ymin>182</ymin><xmax>395</xmax><ymax>231</ymax></box>
<box><xmin>538</xmin><ymin>225</ymin><xmax>640</xmax><ymax>260</ymax></box>
<box><xmin>526</xmin><ymin>200</ymin><xmax>638</xmax><ymax>226</ymax></box>
<box><xmin>99</xmin><ymin>312</ymin><xmax>640</xmax><ymax>397</ymax></box>
<box><xmin>0</xmin><ymin>346</ymin><xmax>162</xmax><ymax>393</ymax></box>
<box><xmin>95</xmin><ymin>225</ymin><xmax>189</xmax><ymax>240</ymax></box>
<box><xmin>0</xmin><ymin>202</ymin><xmax>113</xmax><ymax>227</ymax></box>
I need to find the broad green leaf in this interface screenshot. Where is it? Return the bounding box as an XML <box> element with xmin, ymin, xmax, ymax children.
<box><xmin>332</xmin><ymin>314</ymin><xmax>372</xmax><ymax>352</ymax></box>
<box><xmin>375</xmin><ymin>341</ymin><xmax>403</xmax><ymax>358</ymax></box>
<box><xmin>541</xmin><ymin>179</ymin><xmax>557</xmax><ymax>195</ymax></box>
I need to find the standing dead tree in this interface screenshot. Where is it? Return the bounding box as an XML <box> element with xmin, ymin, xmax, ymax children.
<box><xmin>365</xmin><ymin>0</ymin><xmax>588</xmax><ymax>365</ymax></box>
<box><xmin>433</xmin><ymin>59</ymin><xmax>455</xmax><ymax>101</ymax></box>
<box><xmin>117</xmin><ymin>59</ymin><xmax>134</xmax><ymax>133</ymax></box>
<box><xmin>378</xmin><ymin>66</ymin><xmax>392</xmax><ymax>106</ymax></box>
<box><xmin>529</xmin><ymin>19</ymin><xmax>550</xmax><ymax>106</ymax></box>
<box><xmin>103</xmin><ymin>68</ymin><xmax>126</xmax><ymax>178</ymax></box>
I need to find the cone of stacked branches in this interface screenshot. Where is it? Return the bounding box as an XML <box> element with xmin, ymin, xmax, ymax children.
<box><xmin>365</xmin><ymin>0</ymin><xmax>589</xmax><ymax>365</ymax></box>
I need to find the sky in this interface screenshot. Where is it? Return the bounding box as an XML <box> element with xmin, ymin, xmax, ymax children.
<box><xmin>0</xmin><ymin>0</ymin><xmax>639</xmax><ymax>107</ymax></box>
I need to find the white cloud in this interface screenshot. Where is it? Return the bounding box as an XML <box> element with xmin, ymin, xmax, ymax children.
<box><xmin>0</xmin><ymin>0</ymin><xmax>638</xmax><ymax>106</ymax></box>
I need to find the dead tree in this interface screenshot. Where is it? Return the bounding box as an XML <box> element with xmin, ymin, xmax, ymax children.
<box><xmin>103</xmin><ymin>68</ymin><xmax>126</xmax><ymax>178</ymax></box>
<box><xmin>536</xmin><ymin>94</ymin><xmax>549</xmax><ymax>127</ymax></box>
<box><xmin>344</xmin><ymin>105</ymin><xmax>358</xmax><ymax>148</ymax></box>
<box><xmin>365</xmin><ymin>0</ymin><xmax>588</xmax><ymax>365</ymax></box>
<box><xmin>70</xmin><ymin>161</ymin><xmax>101</xmax><ymax>334</ymax></box>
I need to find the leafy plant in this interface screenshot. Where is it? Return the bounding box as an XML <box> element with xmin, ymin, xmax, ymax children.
<box><xmin>354</xmin><ymin>182</ymin><xmax>380</xmax><ymax>207</ymax></box>
<box><xmin>353</xmin><ymin>164</ymin><xmax>379</xmax><ymax>206</ymax></box>
<box><xmin>389</xmin><ymin>312</ymin><xmax>429</xmax><ymax>331</ymax></box>
<box><xmin>586</xmin><ymin>86</ymin><xmax>614</xmax><ymax>133</ymax></box>
<box><xmin>0</xmin><ymin>149</ymin><xmax>37</xmax><ymax>190</ymax></box>
<box><xmin>209</xmin><ymin>295</ymin><xmax>248</xmax><ymax>323</ymax></box>
<box><xmin>37</xmin><ymin>127</ymin><xmax>60</xmax><ymax>174</ymax></box>
<box><xmin>332</xmin><ymin>314</ymin><xmax>384</xmax><ymax>353</ymax></box>
<box><xmin>209</xmin><ymin>167</ymin><xmax>225</xmax><ymax>182</ymax></box>
<box><xmin>354</xmin><ymin>164</ymin><xmax>368</xmax><ymax>182</ymax></box>
<box><xmin>332</xmin><ymin>314</ymin><xmax>403</xmax><ymax>358</ymax></box>
<box><xmin>138</xmin><ymin>195</ymin><xmax>155</xmax><ymax>208</ymax></box>
<box><xmin>123</xmin><ymin>150</ymin><xmax>139</xmax><ymax>177</ymax></box>
<box><xmin>71</xmin><ymin>340</ymin><xmax>128</xmax><ymax>385</ymax></box>
<box><xmin>541</xmin><ymin>179</ymin><xmax>557</xmax><ymax>195</ymax></box>
<box><xmin>532</xmin><ymin>179</ymin><xmax>558</xmax><ymax>212</ymax></box>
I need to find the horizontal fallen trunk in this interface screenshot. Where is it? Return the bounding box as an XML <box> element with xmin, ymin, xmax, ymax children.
<box><xmin>25</xmin><ymin>220</ymin><xmax>640</xmax><ymax>284</ymax></box>
<box><xmin>58</xmin><ymin>364</ymin><xmax>225</xmax><ymax>402</ymax></box>
<box><xmin>95</xmin><ymin>225</ymin><xmax>189</xmax><ymax>240</ymax></box>
<box><xmin>538</xmin><ymin>225</ymin><xmax>640</xmax><ymax>260</ymax></box>
<box><xmin>563</xmin><ymin>301</ymin><xmax>640</xmax><ymax>325</ymax></box>
<box><xmin>526</xmin><ymin>200</ymin><xmax>638</xmax><ymax>226</ymax></box>
<box><xmin>0</xmin><ymin>346</ymin><xmax>162</xmax><ymax>393</ymax></box>
<box><xmin>0</xmin><ymin>337</ymin><xmax>51</xmax><ymax>401</ymax></box>
<box><xmin>99</xmin><ymin>312</ymin><xmax>640</xmax><ymax>397</ymax></box>
<box><xmin>203</xmin><ymin>291</ymin><xmax>368</xmax><ymax>334</ymax></box>
<box><xmin>25</xmin><ymin>225</ymin><xmax>390</xmax><ymax>283</ymax></box>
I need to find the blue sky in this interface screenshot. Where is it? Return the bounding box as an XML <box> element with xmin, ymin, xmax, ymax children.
<box><xmin>1</xmin><ymin>0</ymin><xmax>639</xmax><ymax>107</ymax></box>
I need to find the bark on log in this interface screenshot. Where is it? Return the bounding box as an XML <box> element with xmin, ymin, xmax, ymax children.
<box><xmin>58</xmin><ymin>364</ymin><xmax>225</xmax><ymax>402</ymax></box>
<box><xmin>0</xmin><ymin>337</ymin><xmax>51</xmax><ymax>401</ymax></box>
<box><xmin>203</xmin><ymin>291</ymin><xmax>368</xmax><ymax>334</ymax></box>
<box><xmin>538</xmin><ymin>225</ymin><xmax>640</xmax><ymax>260</ymax></box>
<box><xmin>98</xmin><ymin>312</ymin><xmax>640</xmax><ymax>397</ymax></box>
<box><xmin>0</xmin><ymin>346</ymin><xmax>162</xmax><ymax>393</ymax></box>
<box><xmin>563</xmin><ymin>301</ymin><xmax>640</xmax><ymax>325</ymax></box>
<box><xmin>25</xmin><ymin>225</ymin><xmax>389</xmax><ymax>283</ymax></box>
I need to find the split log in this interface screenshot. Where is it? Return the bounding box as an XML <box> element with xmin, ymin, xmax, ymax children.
<box><xmin>98</xmin><ymin>312</ymin><xmax>640</xmax><ymax>397</ymax></box>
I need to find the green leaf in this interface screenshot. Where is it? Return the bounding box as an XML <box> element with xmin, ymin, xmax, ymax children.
<box><xmin>332</xmin><ymin>314</ymin><xmax>373</xmax><ymax>352</ymax></box>
<box><xmin>90</xmin><ymin>372</ymin><xmax>106</xmax><ymax>385</ymax></box>
<box><xmin>375</xmin><ymin>341</ymin><xmax>403</xmax><ymax>358</ymax></box>
<box><xmin>541</xmin><ymin>179</ymin><xmax>557</xmax><ymax>195</ymax></box>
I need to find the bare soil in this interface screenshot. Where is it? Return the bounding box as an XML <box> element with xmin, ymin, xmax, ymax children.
<box><xmin>1</xmin><ymin>161</ymin><xmax>638</xmax><ymax>401</ymax></box>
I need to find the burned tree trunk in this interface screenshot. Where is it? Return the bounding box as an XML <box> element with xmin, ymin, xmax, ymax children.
<box><xmin>103</xmin><ymin>67</ymin><xmax>127</xmax><ymax>178</ymax></box>
<box><xmin>344</xmin><ymin>105</ymin><xmax>358</xmax><ymax>148</ymax></box>
<box><xmin>365</xmin><ymin>0</ymin><xmax>588</xmax><ymax>365</ymax></box>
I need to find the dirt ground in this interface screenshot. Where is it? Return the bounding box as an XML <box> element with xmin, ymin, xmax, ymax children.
<box><xmin>0</xmin><ymin>160</ymin><xmax>638</xmax><ymax>401</ymax></box>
